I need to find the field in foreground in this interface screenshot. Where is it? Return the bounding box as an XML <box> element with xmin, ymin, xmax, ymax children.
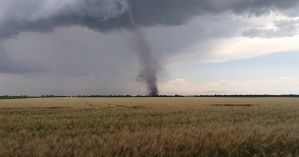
<box><xmin>0</xmin><ymin>97</ymin><xmax>299</xmax><ymax>157</ymax></box>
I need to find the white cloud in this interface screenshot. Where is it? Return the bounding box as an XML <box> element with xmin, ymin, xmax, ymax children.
<box><xmin>210</xmin><ymin>35</ymin><xmax>299</xmax><ymax>62</ymax></box>
<box><xmin>168</xmin><ymin>79</ymin><xmax>188</xmax><ymax>85</ymax></box>
<box><xmin>159</xmin><ymin>77</ymin><xmax>299</xmax><ymax>95</ymax></box>
<box><xmin>166</xmin><ymin>13</ymin><xmax>299</xmax><ymax>66</ymax></box>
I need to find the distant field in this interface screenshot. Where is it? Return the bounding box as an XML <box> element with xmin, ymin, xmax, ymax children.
<box><xmin>0</xmin><ymin>97</ymin><xmax>299</xmax><ymax>156</ymax></box>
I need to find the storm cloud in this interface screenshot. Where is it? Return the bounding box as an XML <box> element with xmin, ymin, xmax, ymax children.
<box><xmin>1</xmin><ymin>0</ymin><xmax>299</xmax><ymax>40</ymax></box>
<box><xmin>1</xmin><ymin>0</ymin><xmax>299</xmax><ymax>95</ymax></box>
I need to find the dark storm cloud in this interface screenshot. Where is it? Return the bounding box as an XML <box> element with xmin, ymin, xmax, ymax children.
<box><xmin>0</xmin><ymin>0</ymin><xmax>298</xmax><ymax>76</ymax></box>
<box><xmin>242</xmin><ymin>19</ymin><xmax>299</xmax><ymax>38</ymax></box>
<box><xmin>1</xmin><ymin>0</ymin><xmax>299</xmax><ymax>40</ymax></box>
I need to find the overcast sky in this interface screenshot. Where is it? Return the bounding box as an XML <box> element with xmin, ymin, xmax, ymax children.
<box><xmin>0</xmin><ymin>0</ymin><xmax>299</xmax><ymax>96</ymax></box>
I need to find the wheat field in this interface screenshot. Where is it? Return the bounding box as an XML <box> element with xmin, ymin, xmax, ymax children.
<box><xmin>0</xmin><ymin>97</ymin><xmax>298</xmax><ymax>157</ymax></box>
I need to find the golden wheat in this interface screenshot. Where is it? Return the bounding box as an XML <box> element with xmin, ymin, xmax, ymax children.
<box><xmin>0</xmin><ymin>97</ymin><xmax>298</xmax><ymax>156</ymax></box>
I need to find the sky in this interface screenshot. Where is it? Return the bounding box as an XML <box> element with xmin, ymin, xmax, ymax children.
<box><xmin>0</xmin><ymin>0</ymin><xmax>299</xmax><ymax>96</ymax></box>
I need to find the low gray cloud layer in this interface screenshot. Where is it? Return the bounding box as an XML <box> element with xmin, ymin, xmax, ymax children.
<box><xmin>0</xmin><ymin>46</ymin><xmax>44</xmax><ymax>74</ymax></box>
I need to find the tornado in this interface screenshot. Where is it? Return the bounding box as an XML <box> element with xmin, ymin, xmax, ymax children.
<box><xmin>128</xmin><ymin>9</ymin><xmax>159</xmax><ymax>96</ymax></box>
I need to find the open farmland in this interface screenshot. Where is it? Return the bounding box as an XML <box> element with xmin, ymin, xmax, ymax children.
<box><xmin>0</xmin><ymin>97</ymin><xmax>299</xmax><ymax>157</ymax></box>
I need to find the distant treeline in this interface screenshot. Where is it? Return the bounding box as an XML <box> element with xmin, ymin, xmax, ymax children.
<box><xmin>0</xmin><ymin>95</ymin><xmax>30</xmax><ymax>99</ymax></box>
<box><xmin>40</xmin><ymin>95</ymin><xmax>183</xmax><ymax>97</ymax></box>
<box><xmin>1</xmin><ymin>94</ymin><xmax>299</xmax><ymax>99</ymax></box>
<box><xmin>41</xmin><ymin>95</ymin><xmax>71</xmax><ymax>98</ymax></box>
<box><xmin>41</xmin><ymin>95</ymin><xmax>183</xmax><ymax>97</ymax></box>
<box><xmin>41</xmin><ymin>94</ymin><xmax>299</xmax><ymax>98</ymax></box>
<box><xmin>193</xmin><ymin>94</ymin><xmax>299</xmax><ymax>97</ymax></box>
